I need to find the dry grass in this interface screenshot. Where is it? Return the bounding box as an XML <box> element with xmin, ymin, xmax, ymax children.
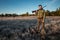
<box><xmin>0</xmin><ymin>16</ymin><xmax>60</xmax><ymax>20</ymax></box>
<box><xmin>0</xmin><ymin>16</ymin><xmax>36</xmax><ymax>20</ymax></box>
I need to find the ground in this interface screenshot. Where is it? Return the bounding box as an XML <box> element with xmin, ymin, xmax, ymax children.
<box><xmin>0</xmin><ymin>16</ymin><xmax>60</xmax><ymax>40</ymax></box>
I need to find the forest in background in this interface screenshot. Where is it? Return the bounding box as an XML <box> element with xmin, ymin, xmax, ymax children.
<box><xmin>0</xmin><ymin>7</ymin><xmax>60</xmax><ymax>17</ymax></box>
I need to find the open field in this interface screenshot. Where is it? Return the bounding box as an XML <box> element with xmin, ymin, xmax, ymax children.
<box><xmin>0</xmin><ymin>16</ymin><xmax>60</xmax><ymax>20</ymax></box>
<box><xmin>0</xmin><ymin>16</ymin><xmax>60</xmax><ymax>40</ymax></box>
<box><xmin>0</xmin><ymin>16</ymin><xmax>36</xmax><ymax>20</ymax></box>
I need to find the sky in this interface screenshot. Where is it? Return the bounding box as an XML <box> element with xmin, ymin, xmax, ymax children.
<box><xmin>0</xmin><ymin>0</ymin><xmax>60</xmax><ymax>14</ymax></box>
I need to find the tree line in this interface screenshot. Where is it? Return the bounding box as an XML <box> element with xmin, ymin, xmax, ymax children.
<box><xmin>45</xmin><ymin>7</ymin><xmax>60</xmax><ymax>16</ymax></box>
<box><xmin>0</xmin><ymin>7</ymin><xmax>60</xmax><ymax>17</ymax></box>
<box><xmin>0</xmin><ymin>13</ymin><xmax>18</xmax><ymax>17</ymax></box>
